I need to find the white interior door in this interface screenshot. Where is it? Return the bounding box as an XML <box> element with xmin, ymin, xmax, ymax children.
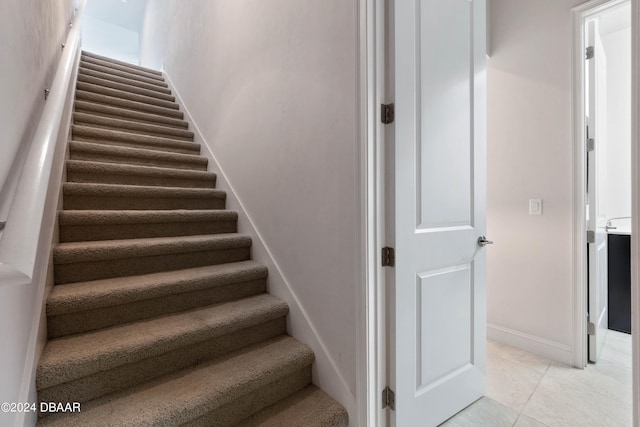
<box><xmin>586</xmin><ymin>19</ymin><xmax>608</xmax><ymax>363</ymax></box>
<box><xmin>392</xmin><ymin>1</ymin><xmax>487</xmax><ymax>425</ymax></box>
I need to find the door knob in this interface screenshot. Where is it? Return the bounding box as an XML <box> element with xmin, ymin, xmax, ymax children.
<box><xmin>478</xmin><ymin>236</ymin><xmax>493</xmax><ymax>247</ymax></box>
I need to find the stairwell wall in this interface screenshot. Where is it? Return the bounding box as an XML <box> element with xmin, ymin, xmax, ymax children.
<box><xmin>140</xmin><ymin>0</ymin><xmax>359</xmax><ymax>422</ymax></box>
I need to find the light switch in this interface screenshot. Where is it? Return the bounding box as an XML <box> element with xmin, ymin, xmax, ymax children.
<box><xmin>529</xmin><ymin>199</ymin><xmax>543</xmax><ymax>216</ymax></box>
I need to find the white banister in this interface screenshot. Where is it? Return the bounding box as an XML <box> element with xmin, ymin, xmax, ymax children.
<box><xmin>0</xmin><ymin>0</ymin><xmax>86</xmax><ymax>287</ymax></box>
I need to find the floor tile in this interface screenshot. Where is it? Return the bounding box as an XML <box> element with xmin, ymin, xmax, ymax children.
<box><xmin>513</xmin><ymin>415</ymin><xmax>549</xmax><ymax>427</ymax></box>
<box><xmin>440</xmin><ymin>397</ymin><xmax>518</xmax><ymax>427</ymax></box>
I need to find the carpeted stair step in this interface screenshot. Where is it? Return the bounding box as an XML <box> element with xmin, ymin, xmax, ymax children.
<box><xmin>237</xmin><ymin>385</ymin><xmax>349</xmax><ymax>427</ymax></box>
<box><xmin>38</xmin><ymin>295</ymin><xmax>289</xmax><ymax>405</ymax></box>
<box><xmin>74</xmin><ymin>100</ymin><xmax>188</xmax><ymax>129</ymax></box>
<box><xmin>78</xmin><ymin>72</ymin><xmax>175</xmax><ymax>102</ymax></box>
<box><xmin>71</xmin><ymin>125</ymin><xmax>199</xmax><ymax>154</ymax></box>
<box><xmin>47</xmin><ymin>261</ymin><xmax>266</xmax><ymax>337</ymax></box>
<box><xmin>79</xmin><ymin>66</ymin><xmax>173</xmax><ymax>95</ymax></box>
<box><xmin>53</xmin><ymin>233</ymin><xmax>250</xmax><ymax>284</ymax></box>
<box><xmin>65</xmin><ymin>160</ymin><xmax>216</xmax><ymax>190</ymax></box>
<box><xmin>81</xmin><ymin>55</ymin><xmax>165</xmax><ymax>82</ymax></box>
<box><xmin>83</xmin><ymin>51</ymin><xmax>164</xmax><ymax>76</ymax></box>
<box><xmin>63</xmin><ymin>182</ymin><xmax>225</xmax><ymax>211</ymax></box>
<box><xmin>37</xmin><ymin>336</ymin><xmax>313</xmax><ymax>427</ymax></box>
<box><xmin>74</xmin><ymin>112</ymin><xmax>194</xmax><ymax>140</ymax></box>
<box><xmin>79</xmin><ymin>60</ymin><xmax>169</xmax><ymax>88</ymax></box>
<box><xmin>76</xmin><ymin>90</ymin><xmax>183</xmax><ymax>119</ymax></box>
<box><xmin>77</xmin><ymin>81</ymin><xmax>179</xmax><ymax>110</ymax></box>
<box><xmin>59</xmin><ymin>208</ymin><xmax>235</xmax><ymax>242</ymax></box>
<box><xmin>69</xmin><ymin>141</ymin><xmax>208</xmax><ymax>171</ymax></box>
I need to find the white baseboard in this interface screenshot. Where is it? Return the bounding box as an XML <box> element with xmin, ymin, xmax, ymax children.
<box><xmin>487</xmin><ymin>323</ymin><xmax>574</xmax><ymax>366</ymax></box>
<box><xmin>163</xmin><ymin>73</ymin><xmax>357</xmax><ymax>426</ymax></box>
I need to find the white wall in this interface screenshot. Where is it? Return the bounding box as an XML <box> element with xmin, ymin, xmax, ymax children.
<box><xmin>602</xmin><ymin>27</ymin><xmax>632</xmax><ymax>221</ymax></box>
<box><xmin>487</xmin><ymin>0</ymin><xmax>586</xmax><ymax>363</ymax></box>
<box><xmin>0</xmin><ymin>1</ymin><xmax>75</xmax><ymax>425</ymax></box>
<box><xmin>82</xmin><ymin>15</ymin><xmax>140</xmax><ymax>65</ymax></box>
<box><xmin>140</xmin><ymin>0</ymin><xmax>359</xmax><ymax>421</ymax></box>
<box><xmin>0</xmin><ymin>0</ymin><xmax>75</xmax><ymax>218</ymax></box>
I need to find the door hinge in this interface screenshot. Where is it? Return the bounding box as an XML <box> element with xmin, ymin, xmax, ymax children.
<box><xmin>381</xmin><ymin>246</ymin><xmax>395</xmax><ymax>267</ymax></box>
<box><xmin>588</xmin><ymin>321</ymin><xmax>596</xmax><ymax>335</ymax></box>
<box><xmin>587</xmin><ymin>138</ymin><xmax>595</xmax><ymax>152</ymax></box>
<box><xmin>382</xmin><ymin>386</ymin><xmax>395</xmax><ymax>410</ymax></box>
<box><xmin>586</xmin><ymin>46</ymin><xmax>594</xmax><ymax>60</ymax></box>
<box><xmin>587</xmin><ymin>230</ymin><xmax>595</xmax><ymax>244</ymax></box>
<box><xmin>381</xmin><ymin>103</ymin><xmax>394</xmax><ymax>125</ymax></box>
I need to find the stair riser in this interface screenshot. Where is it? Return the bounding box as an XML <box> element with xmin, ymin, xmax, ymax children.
<box><xmin>81</xmin><ymin>56</ymin><xmax>165</xmax><ymax>81</ymax></box>
<box><xmin>74</xmin><ymin>116</ymin><xmax>194</xmax><ymax>140</ymax></box>
<box><xmin>48</xmin><ymin>279</ymin><xmax>266</xmax><ymax>337</ymax></box>
<box><xmin>185</xmin><ymin>368</ymin><xmax>312</xmax><ymax>427</ymax></box>
<box><xmin>54</xmin><ymin>247</ymin><xmax>249</xmax><ymax>284</ymax></box>
<box><xmin>78</xmin><ymin>74</ymin><xmax>175</xmax><ymax>102</ymax></box>
<box><xmin>69</xmin><ymin>151</ymin><xmax>208</xmax><ymax>171</ymax></box>
<box><xmin>80</xmin><ymin>60</ymin><xmax>168</xmax><ymax>88</ymax></box>
<box><xmin>82</xmin><ymin>52</ymin><xmax>163</xmax><ymax>76</ymax></box>
<box><xmin>60</xmin><ymin>217</ymin><xmax>234</xmax><ymax>242</ymax></box>
<box><xmin>39</xmin><ymin>319</ymin><xmax>286</xmax><ymax>406</ymax></box>
<box><xmin>75</xmin><ymin>101</ymin><xmax>188</xmax><ymax>129</ymax></box>
<box><xmin>77</xmin><ymin>82</ymin><xmax>179</xmax><ymax>110</ymax></box>
<box><xmin>63</xmin><ymin>194</ymin><xmax>225</xmax><ymax>211</ymax></box>
<box><xmin>79</xmin><ymin>67</ymin><xmax>172</xmax><ymax>94</ymax></box>
<box><xmin>66</xmin><ymin>170</ymin><xmax>216</xmax><ymax>190</ymax></box>
<box><xmin>71</xmin><ymin>136</ymin><xmax>199</xmax><ymax>155</ymax></box>
<box><xmin>76</xmin><ymin>91</ymin><xmax>183</xmax><ymax>119</ymax></box>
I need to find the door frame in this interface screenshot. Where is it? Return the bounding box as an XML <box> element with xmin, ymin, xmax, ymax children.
<box><xmin>360</xmin><ymin>0</ymin><xmax>640</xmax><ymax>426</ymax></box>
<box><xmin>357</xmin><ymin>0</ymin><xmax>388</xmax><ymax>426</ymax></box>
<box><xmin>570</xmin><ymin>0</ymin><xmax>634</xmax><ymax>366</ymax></box>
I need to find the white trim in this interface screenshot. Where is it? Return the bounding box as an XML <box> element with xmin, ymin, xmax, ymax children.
<box><xmin>571</xmin><ymin>0</ymin><xmax>631</xmax><ymax>370</ymax></box>
<box><xmin>631</xmin><ymin>0</ymin><xmax>640</xmax><ymax>425</ymax></box>
<box><xmin>487</xmin><ymin>324</ymin><xmax>573</xmax><ymax>366</ymax></box>
<box><xmin>163</xmin><ymin>72</ymin><xmax>358</xmax><ymax>425</ymax></box>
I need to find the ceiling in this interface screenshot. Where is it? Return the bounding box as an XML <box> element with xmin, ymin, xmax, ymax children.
<box><xmin>84</xmin><ymin>0</ymin><xmax>148</xmax><ymax>33</ymax></box>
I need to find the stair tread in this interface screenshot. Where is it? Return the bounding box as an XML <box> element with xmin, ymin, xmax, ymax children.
<box><xmin>237</xmin><ymin>385</ymin><xmax>349</xmax><ymax>427</ymax></box>
<box><xmin>37</xmin><ymin>307</ymin><xmax>295</xmax><ymax>390</ymax></box>
<box><xmin>63</xmin><ymin>182</ymin><xmax>225</xmax><ymax>199</ymax></box>
<box><xmin>72</xmin><ymin>124</ymin><xmax>198</xmax><ymax>152</ymax></box>
<box><xmin>74</xmin><ymin>112</ymin><xmax>194</xmax><ymax>138</ymax></box>
<box><xmin>76</xmin><ymin>90</ymin><xmax>183</xmax><ymax>118</ymax></box>
<box><xmin>54</xmin><ymin>233</ymin><xmax>250</xmax><ymax>264</ymax></box>
<box><xmin>79</xmin><ymin>61</ymin><xmax>169</xmax><ymax>88</ymax></box>
<box><xmin>47</xmin><ymin>261</ymin><xmax>266</xmax><ymax>315</ymax></box>
<box><xmin>78</xmin><ymin>67</ymin><xmax>173</xmax><ymax>95</ymax></box>
<box><xmin>74</xmin><ymin>100</ymin><xmax>188</xmax><ymax>128</ymax></box>
<box><xmin>59</xmin><ymin>208</ymin><xmax>236</xmax><ymax>226</ymax></box>
<box><xmin>82</xmin><ymin>51</ymin><xmax>163</xmax><ymax>76</ymax></box>
<box><xmin>66</xmin><ymin>160</ymin><xmax>215</xmax><ymax>181</ymax></box>
<box><xmin>38</xmin><ymin>337</ymin><xmax>311</xmax><ymax>427</ymax></box>
<box><xmin>81</xmin><ymin>56</ymin><xmax>165</xmax><ymax>81</ymax></box>
<box><xmin>78</xmin><ymin>73</ymin><xmax>175</xmax><ymax>102</ymax></box>
<box><xmin>69</xmin><ymin>140</ymin><xmax>208</xmax><ymax>165</ymax></box>
<box><xmin>77</xmin><ymin>82</ymin><xmax>179</xmax><ymax>110</ymax></box>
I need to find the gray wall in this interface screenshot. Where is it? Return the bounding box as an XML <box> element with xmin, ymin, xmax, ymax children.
<box><xmin>487</xmin><ymin>0</ymin><xmax>586</xmax><ymax>362</ymax></box>
<box><xmin>0</xmin><ymin>0</ymin><xmax>75</xmax><ymax>214</ymax></box>
<box><xmin>140</xmin><ymin>0</ymin><xmax>359</xmax><ymax>418</ymax></box>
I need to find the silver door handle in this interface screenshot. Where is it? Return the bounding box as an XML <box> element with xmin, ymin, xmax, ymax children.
<box><xmin>478</xmin><ymin>236</ymin><xmax>493</xmax><ymax>247</ymax></box>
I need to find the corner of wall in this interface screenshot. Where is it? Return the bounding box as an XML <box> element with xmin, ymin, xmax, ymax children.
<box><xmin>162</xmin><ymin>72</ymin><xmax>358</xmax><ymax>426</ymax></box>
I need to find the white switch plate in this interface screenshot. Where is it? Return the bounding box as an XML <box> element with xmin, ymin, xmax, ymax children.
<box><xmin>529</xmin><ymin>199</ymin><xmax>543</xmax><ymax>216</ymax></box>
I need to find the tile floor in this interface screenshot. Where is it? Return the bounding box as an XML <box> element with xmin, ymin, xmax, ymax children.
<box><xmin>440</xmin><ymin>331</ymin><xmax>633</xmax><ymax>427</ymax></box>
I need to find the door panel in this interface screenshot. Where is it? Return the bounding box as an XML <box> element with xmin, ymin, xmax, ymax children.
<box><xmin>392</xmin><ymin>0</ymin><xmax>487</xmax><ymax>425</ymax></box>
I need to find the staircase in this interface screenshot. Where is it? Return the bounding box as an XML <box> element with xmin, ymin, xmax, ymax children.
<box><xmin>36</xmin><ymin>51</ymin><xmax>349</xmax><ymax>427</ymax></box>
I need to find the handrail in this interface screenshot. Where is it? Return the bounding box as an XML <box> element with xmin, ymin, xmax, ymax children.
<box><xmin>0</xmin><ymin>0</ymin><xmax>86</xmax><ymax>286</ymax></box>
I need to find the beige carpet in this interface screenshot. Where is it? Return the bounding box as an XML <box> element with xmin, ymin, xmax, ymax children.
<box><xmin>36</xmin><ymin>51</ymin><xmax>348</xmax><ymax>427</ymax></box>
